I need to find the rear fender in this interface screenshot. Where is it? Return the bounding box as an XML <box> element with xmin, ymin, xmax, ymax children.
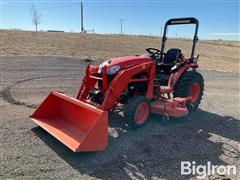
<box><xmin>168</xmin><ymin>64</ymin><xmax>198</xmax><ymax>89</ymax></box>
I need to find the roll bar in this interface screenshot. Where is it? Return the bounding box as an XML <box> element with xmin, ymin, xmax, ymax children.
<box><xmin>160</xmin><ymin>17</ymin><xmax>199</xmax><ymax>59</ymax></box>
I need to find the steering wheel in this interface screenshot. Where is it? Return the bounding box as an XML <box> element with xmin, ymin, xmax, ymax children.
<box><xmin>145</xmin><ymin>48</ymin><xmax>161</xmax><ymax>58</ymax></box>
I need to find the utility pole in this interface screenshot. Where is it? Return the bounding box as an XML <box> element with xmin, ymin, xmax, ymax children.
<box><xmin>119</xmin><ymin>19</ymin><xmax>124</xmax><ymax>35</ymax></box>
<box><xmin>81</xmin><ymin>1</ymin><xmax>84</xmax><ymax>33</ymax></box>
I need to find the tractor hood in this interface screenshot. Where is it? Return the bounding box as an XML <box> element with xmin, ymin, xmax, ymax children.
<box><xmin>99</xmin><ymin>55</ymin><xmax>152</xmax><ymax>72</ymax></box>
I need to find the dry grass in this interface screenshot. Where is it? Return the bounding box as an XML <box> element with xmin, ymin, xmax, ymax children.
<box><xmin>1</xmin><ymin>30</ymin><xmax>239</xmax><ymax>72</ymax></box>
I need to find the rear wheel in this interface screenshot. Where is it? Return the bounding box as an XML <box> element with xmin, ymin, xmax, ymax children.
<box><xmin>173</xmin><ymin>71</ymin><xmax>204</xmax><ymax>111</ymax></box>
<box><xmin>124</xmin><ymin>96</ymin><xmax>150</xmax><ymax>128</ymax></box>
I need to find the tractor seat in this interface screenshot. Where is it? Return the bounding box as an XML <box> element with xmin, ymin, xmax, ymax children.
<box><xmin>157</xmin><ymin>48</ymin><xmax>182</xmax><ymax>74</ymax></box>
<box><xmin>163</xmin><ymin>48</ymin><xmax>182</xmax><ymax>65</ymax></box>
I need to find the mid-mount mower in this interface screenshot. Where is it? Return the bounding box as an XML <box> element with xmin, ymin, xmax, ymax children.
<box><xmin>31</xmin><ymin>17</ymin><xmax>204</xmax><ymax>152</ymax></box>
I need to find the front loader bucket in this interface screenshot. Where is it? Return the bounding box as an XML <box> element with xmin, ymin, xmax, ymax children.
<box><xmin>30</xmin><ymin>91</ymin><xmax>108</xmax><ymax>152</ymax></box>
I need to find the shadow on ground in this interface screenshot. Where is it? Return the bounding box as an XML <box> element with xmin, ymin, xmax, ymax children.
<box><xmin>32</xmin><ymin>109</ymin><xmax>240</xmax><ymax>179</ymax></box>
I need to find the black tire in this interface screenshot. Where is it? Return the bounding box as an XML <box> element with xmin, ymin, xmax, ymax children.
<box><xmin>173</xmin><ymin>71</ymin><xmax>204</xmax><ymax>111</ymax></box>
<box><xmin>124</xmin><ymin>96</ymin><xmax>151</xmax><ymax>129</ymax></box>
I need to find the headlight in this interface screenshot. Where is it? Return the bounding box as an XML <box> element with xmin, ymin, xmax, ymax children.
<box><xmin>106</xmin><ymin>65</ymin><xmax>120</xmax><ymax>75</ymax></box>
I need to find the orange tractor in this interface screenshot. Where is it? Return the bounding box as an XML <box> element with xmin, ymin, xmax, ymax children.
<box><xmin>31</xmin><ymin>17</ymin><xmax>204</xmax><ymax>152</ymax></box>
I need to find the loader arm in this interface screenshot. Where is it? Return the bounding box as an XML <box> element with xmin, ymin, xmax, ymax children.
<box><xmin>102</xmin><ymin>61</ymin><xmax>155</xmax><ymax>111</ymax></box>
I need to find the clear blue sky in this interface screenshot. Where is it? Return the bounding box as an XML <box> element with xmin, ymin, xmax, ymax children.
<box><xmin>1</xmin><ymin>0</ymin><xmax>239</xmax><ymax>40</ymax></box>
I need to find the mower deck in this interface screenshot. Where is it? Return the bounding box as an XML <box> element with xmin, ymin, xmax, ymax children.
<box><xmin>151</xmin><ymin>97</ymin><xmax>189</xmax><ymax>117</ymax></box>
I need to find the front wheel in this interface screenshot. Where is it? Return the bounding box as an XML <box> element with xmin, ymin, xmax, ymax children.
<box><xmin>124</xmin><ymin>96</ymin><xmax>151</xmax><ymax>128</ymax></box>
<box><xmin>173</xmin><ymin>71</ymin><xmax>204</xmax><ymax>111</ymax></box>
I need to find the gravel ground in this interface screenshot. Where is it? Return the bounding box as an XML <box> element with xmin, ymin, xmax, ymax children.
<box><xmin>0</xmin><ymin>56</ymin><xmax>239</xmax><ymax>179</ymax></box>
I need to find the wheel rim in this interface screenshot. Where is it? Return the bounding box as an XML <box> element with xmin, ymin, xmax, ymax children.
<box><xmin>190</xmin><ymin>82</ymin><xmax>200</xmax><ymax>102</ymax></box>
<box><xmin>134</xmin><ymin>102</ymin><xmax>149</xmax><ymax>125</ymax></box>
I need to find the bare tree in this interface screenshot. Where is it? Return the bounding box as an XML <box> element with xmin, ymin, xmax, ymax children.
<box><xmin>30</xmin><ymin>5</ymin><xmax>41</xmax><ymax>31</ymax></box>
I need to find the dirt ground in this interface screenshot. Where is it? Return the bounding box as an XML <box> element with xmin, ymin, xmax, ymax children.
<box><xmin>1</xmin><ymin>30</ymin><xmax>239</xmax><ymax>72</ymax></box>
<box><xmin>0</xmin><ymin>56</ymin><xmax>239</xmax><ymax>179</ymax></box>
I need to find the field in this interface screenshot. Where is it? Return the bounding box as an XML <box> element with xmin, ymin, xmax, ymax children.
<box><xmin>1</xmin><ymin>30</ymin><xmax>239</xmax><ymax>72</ymax></box>
<box><xmin>0</xmin><ymin>30</ymin><xmax>240</xmax><ymax>179</ymax></box>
